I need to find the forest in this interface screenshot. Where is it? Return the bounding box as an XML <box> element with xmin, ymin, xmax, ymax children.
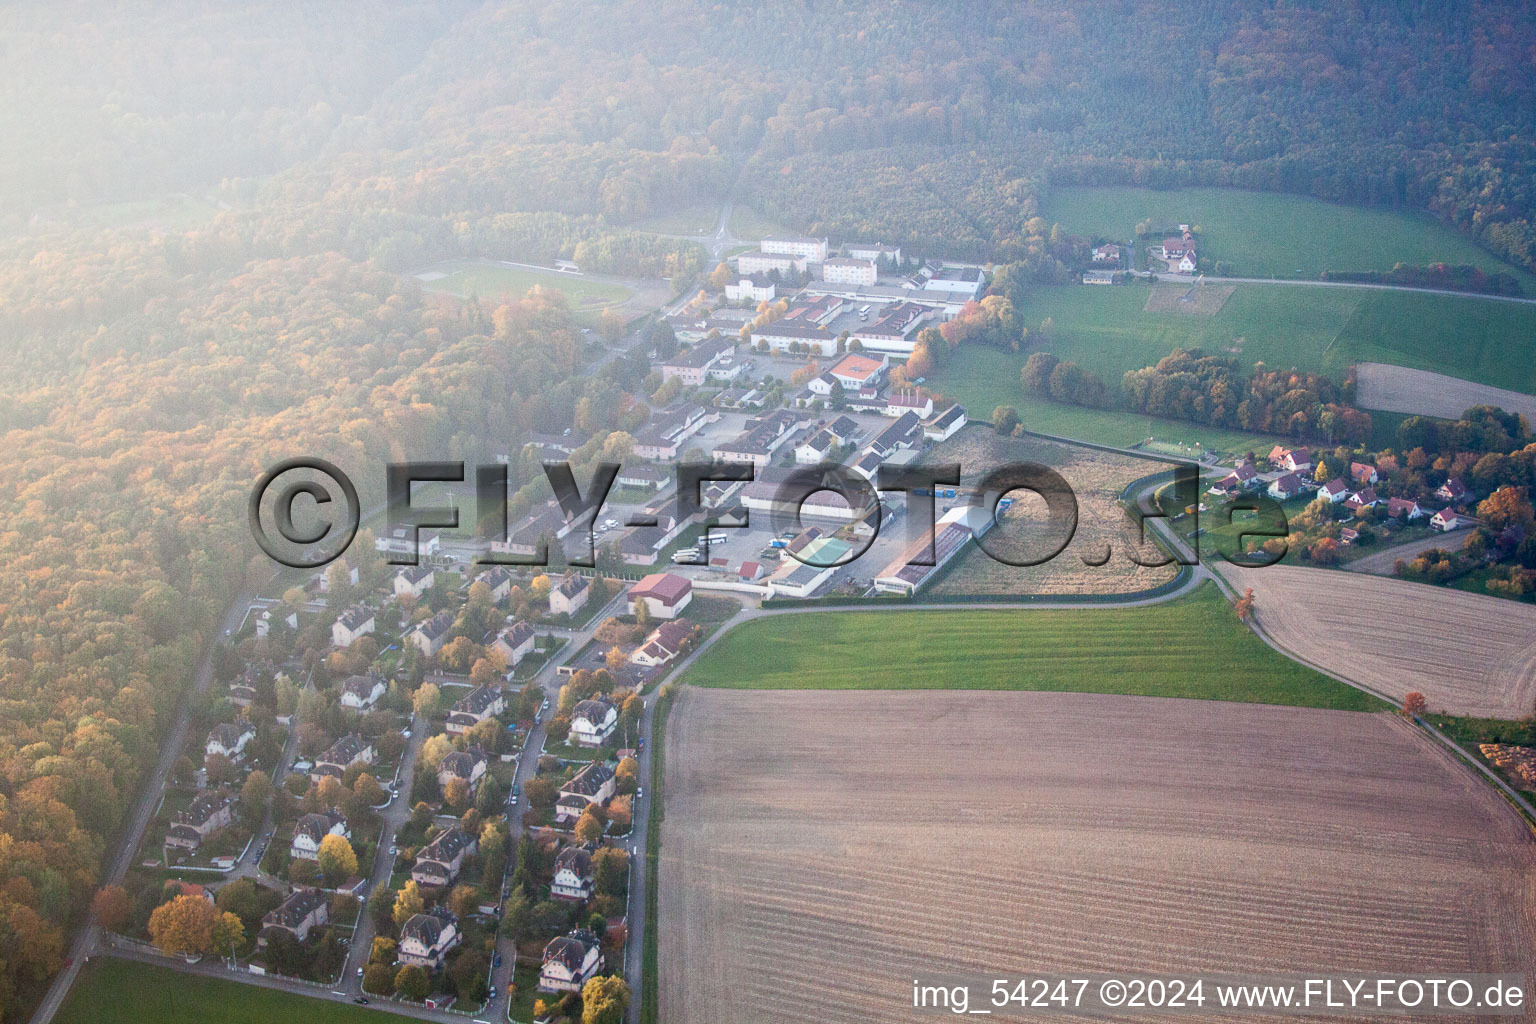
<box><xmin>1</xmin><ymin>1</ymin><xmax>1535</xmax><ymax>1018</ymax></box>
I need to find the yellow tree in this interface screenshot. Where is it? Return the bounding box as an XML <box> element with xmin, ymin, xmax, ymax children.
<box><xmin>318</xmin><ymin>833</ymin><xmax>359</xmax><ymax>886</ymax></box>
<box><xmin>443</xmin><ymin>775</ymin><xmax>470</xmax><ymax>810</ymax></box>
<box><xmin>575</xmin><ymin>810</ymin><xmax>604</xmax><ymax>844</ymax></box>
<box><xmin>210</xmin><ymin>911</ymin><xmax>245</xmax><ymax>955</ymax></box>
<box><xmin>148</xmin><ymin>894</ymin><xmax>217</xmax><ymax>955</ymax></box>
<box><xmin>393</xmin><ymin>880</ymin><xmax>425</xmax><ymax>928</ymax></box>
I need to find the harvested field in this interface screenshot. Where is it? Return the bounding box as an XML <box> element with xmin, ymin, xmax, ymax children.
<box><xmin>1142</xmin><ymin>282</ymin><xmax>1235</xmax><ymax>315</ymax></box>
<box><xmin>1354</xmin><ymin>362</ymin><xmax>1536</xmax><ymax>423</ymax></box>
<box><xmin>926</xmin><ymin>428</ymin><xmax>1179</xmax><ymax>596</ymax></box>
<box><xmin>1221</xmin><ymin>562</ymin><xmax>1536</xmax><ymax>718</ymax></box>
<box><xmin>659</xmin><ymin>689</ymin><xmax>1536</xmax><ymax>1024</ymax></box>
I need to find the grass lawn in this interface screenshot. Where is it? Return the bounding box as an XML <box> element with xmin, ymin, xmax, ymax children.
<box><xmin>1043</xmin><ymin>186</ymin><xmax>1536</xmax><ymax>290</ymax></box>
<box><xmin>629</xmin><ymin>203</ymin><xmax>724</xmax><ymax>235</ymax></box>
<box><xmin>727</xmin><ymin>205</ymin><xmax>787</xmax><ymax>240</ymax></box>
<box><xmin>57</xmin><ymin>958</ymin><xmax>387</xmax><ymax>1024</ymax></box>
<box><xmin>683</xmin><ymin>582</ymin><xmax>1382</xmax><ymax>711</ymax></box>
<box><xmin>416</xmin><ymin>262</ymin><xmax>632</xmax><ymax>321</ymax></box>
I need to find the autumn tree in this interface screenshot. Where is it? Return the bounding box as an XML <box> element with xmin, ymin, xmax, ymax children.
<box><xmin>395</xmin><ymin>964</ymin><xmax>430</xmax><ymax>1000</ymax></box>
<box><xmin>393</xmin><ymin>880</ymin><xmax>425</xmax><ymax>928</ymax></box>
<box><xmin>598</xmin><ymin>308</ymin><xmax>626</xmax><ymax>342</ymax></box>
<box><xmin>574</xmin><ymin>809</ymin><xmax>604</xmax><ymax>844</ymax></box>
<box><xmin>148</xmin><ymin>894</ymin><xmax>217</xmax><ymax>955</ymax></box>
<box><xmin>239</xmin><ymin>770</ymin><xmax>273</xmax><ymax>817</ymax></box>
<box><xmin>412</xmin><ymin>682</ymin><xmax>442</xmax><ymax>716</ymax></box>
<box><xmin>318</xmin><ymin>833</ymin><xmax>359</xmax><ymax>886</ymax></box>
<box><xmin>420</xmin><ymin>734</ymin><xmax>453</xmax><ymax>771</ymax></box>
<box><xmin>1232</xmin><ymin>587</ymin><xmax>1254</xmax><ymax>622</ymax></box>
<box><xmin>614</xmin><ymin>756</ymin><xmax>639</xmax><ymax>795</ymax></box>
<box><xmin>991</xmin><ymin>405</ymin><xmax>1021</xmax><ymax>436</ymax></box>
<box><xmin>90</xmin><ymin>884</ymin><xmax>131</xmax><ymax>932</ymax></box>
<box><xmin>363</xmin><ymin>963</ymin><xmax>396</xmax><ymax>994</ymax></box>
<box><xmin>581</xmin><ymin>975</ymin><xmax>631</xmax><ymax>1024</ymax></box>
<box><xmin>210</xmin><ymin>911</ymin><xmax>246</xmax><ymax>956</ymax></box>
<box><xmin>1403</xmin><ymin>692</ymin><xmax>1428</xmax><ymax>717</ymax></box>
<box><xmin>443</xmin><ymin>775</ymin><xmax>471</xmax><ymax>810</ymax></box>
<box><xmin>1477</xmin><ymin>486</ymin><xmax>1536</xmax><ymax>533</ymax></box>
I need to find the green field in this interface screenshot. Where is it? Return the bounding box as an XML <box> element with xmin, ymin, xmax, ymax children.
<box><xmin>58</xmin><ymin>959</ymin><xmax>384</xmax><ymax>1024</ymax></box>
<box><xmin>417</xmin><ymin>261</ymin><xmax>633</xmax><ymax>314</ymax></box>
<box><xmin>630</xmin><ymin>203</ymin><xmax>724</xmax><ymax>235</ymax></box>
<box><xmin>1044</xmin><ymin>186</ymin><xmax>1536</xmax><ymax>289</ymax></box>
<box><xmin>1330</xmin><ymin>290</ymin><xmax>1536</xmax><ymax>395</ymax></box>
<box><xmin>727</xmin><ymin>205</ymin><xmax>788</xmax><ymax>240</ymax></box>
<box><xmin>684</xmin><ymin>583</ymin><xmax>1381</xmax><ymax>710</ymax></box>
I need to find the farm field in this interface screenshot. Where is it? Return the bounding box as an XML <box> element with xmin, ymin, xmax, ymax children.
<box><xmin>923</xmin><ymin>428</ymin><xmax>1179</xmax><ymax>596</ymax></box>
<box><xmin>684</xmin><ymin>582</ymin><xmax>1379</xmax><ymax>710</ymax></box>
<box><xmin>1043</xmin><ymin>186</ymin><xmax>1536</xmax><ymax>289</ymax></box>
<box><xmin>658</xmin><ymin>689</ymin><xmax>1536</xmax><ymax>1024</ymax></box>
<box><xmin>1220</xmin><ymin>563</ymin><xmax>1536</xmax><ymax>718</ymax></box>
<box><xmin>56</xmin><ymin>958</ymin><xmax>386</xmax><ymax>1024</ymax></box>
<box><xmin>1354</xmin><ymin>362</ymin><xmax>1536</xmax><ymax>423</ymax></box>
<box><xmin>1332</xmin><ymin>292</ymin><xmax>1536</xmax><ymax>396</ymax></box>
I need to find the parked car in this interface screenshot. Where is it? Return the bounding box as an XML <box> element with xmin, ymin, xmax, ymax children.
<box><xmin>353</xmin><ymin>997</ymin><xmax>369</xmax><ymax>1005</ymax></box>
<box><xmin>357</xmin><ymin>967</ymin><xmax>364</xmax><ymax>977</ymax></box>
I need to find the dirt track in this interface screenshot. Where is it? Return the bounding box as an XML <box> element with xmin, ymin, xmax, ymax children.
<box><xmin>1354</xmin><ymin>362</ymin><xmax>1536</xmax><ymax>423</ymax></box>
<box><xmin>1221</xmin><ymin>563</ymin><xmax>1536</xmax><ymax>718</ymax></box>
<box><xmin>658</xmin><ymin>690</ymin><xmax>1536</xmax><ymax>1024</ymax></box>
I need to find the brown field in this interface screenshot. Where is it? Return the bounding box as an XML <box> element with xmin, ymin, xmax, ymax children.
<box><xmin>1221</xmin><ymin>562</ymin><xmax>1536</xmax><ymax>718</ymax></box>
<box><xmin>659</xmin><ymin>690</ymin><xmax>1536</xmax><ymax>1024</ymax></box>
<box><xmin>1354</xmin><ymin>362</ymin><xmax>1536</xmax><ymax>422</ymax></box>
<box><xmin>926</xmin><ymin>429</ymin><xmax>1179</xmax><ymax>596</ymax></box>
<box><xmin>1142</xmin><ymin>282</ymin><xmax>1236</xmax><ymax>315</ymax></box>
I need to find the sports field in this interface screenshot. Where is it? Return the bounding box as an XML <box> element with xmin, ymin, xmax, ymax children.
<box><xmin>659</xmin><ymin>689</ymin><xmax>1536</xmax><ymax>1024</ymax></box>
<box><xmin>1044</xmin><ymin>186</ymin><xmax>1536</xmax><ymax>288</ymax></box>
<box><xmin>416</xmin><ymin>261</ymin><xmax>634</xmax><ymax>314</ymax></box>
<box><xmin>56</xmin><ymin>958</ymin><xmax>383</xmax><ymax>1024</ymax></box>
<box><xmin>684</xmin><ymin>583</ymin><xmax>1380</xmax><ymax>710</ymax></box>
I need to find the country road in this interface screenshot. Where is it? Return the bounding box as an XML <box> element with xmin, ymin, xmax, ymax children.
<box><xmin>1154</xmin><ymin>270</ymin><xmax>1536</xmax><ymax>305</ymax></box>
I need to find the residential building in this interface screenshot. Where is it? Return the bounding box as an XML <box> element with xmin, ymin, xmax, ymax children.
<box><xmin>867</xmin><ymin>411</ymin><xmax>923</xmax><ymax>456</ymax></box>
<box><xmin>736</xmin><ymin>251</ymin><xmax>805</xmax><ymax>275</ymax></box>
<box><xmin>826</xmin><ymin>352</ymin><xmax>888</xmax><ymax>391</ymax></box>
<box><xmin>821</xmin><ymin>257</ymin><xmax>878</xmax><ymax>286</ymax></box>
<box><xmin>490</xmin><ymin>620</ymin><xmax>537</xmax><ymax>668</ymax></box>
<box><xmin>259</xmin><ymin>888</ymin><xmax>328</xmax><ymax>947</ymax></box>
<box><xmin>845</xmin><ymin>242</ymin><xmax>901</xmax><ymax>264</ymax></box>
<box><xmin>290</xmin><ymin>811</ymin><xmax>349</xmax><ymax>861</ymax></box>
<box><xmin>446</xmin><ymin>684</ymin><xmax>505</xmax><ymax>735</ymax></box>
<box><xmin>399</xmin><ymin>907</ymin><xmax>460</xmax><ymax>969</ymax></box>
<box><xmin>632</xmin><ymin>404</ymin><xmax>715</xmax><ymax>460</ymax></box>
<box><xmin>1386</xmin><ymin>497</ymin><xmax>1427</xmax><ymax>520</ymax></box>
<box><xmin>760</xmin><ymin>235</ymin><xmax>828</xmax><ymax>262</ymax></box>
<box><xmin>1343</xmin><ymin>488</ymin><xmax>1380</xmax><ymax>514</ymax></box>
<box><xmin>551</xmin><ymin>846</ymin><xmax>594</xmax><ymax>901</ymax></box>
<box><xmin>539</xmin><ymin>930</ymin><xmax>604</xmax><ymax>993</ymax></box>
<box><xmin>795</xmin><ymin>428</ymin><xmax>838</xmax><ymax>464</ymax></box>
<box><xmin>885</xmin><ymin>388</ymin><xmax>933</xmax><ymax>419</ymax></box>
<box><xmin>724</xmin><ymin>274</ymin><xmax>776</xmax><ymax>303</ymax></box>
<box><xmin>1267</xmin><ymin>473</ymin><xmax>1307</xmax><ymax>501</ymax></box>
<box><xmin>549</xmin><ymin>573</ymin><xmax>591</xmax><ymax>616</ymax></box>
<box><xmin>824</xmin><ymin>415</ymin><xmax>861</xmax><ymax>445</ymax></box>
<box><xmin>749</xmin><ymin>321</ymin><xmax>838</xmax><ymax>356</ymax></box>
<box><xmin>923</xmin><ymin>404</ymin><xmax>967</xmax><ymax>442</ymax></box>
<box><xmin>408</xmin><ymin>610</ymin><xmax>457</xmax><ymax>658</ymax></box>
<box><xmin>570</xmin><ymin>699</ymin><xmax>618</xmax><ymax>747</ymax></box>
<box><xmin>1349</xmin><ymin>462</ymin><xmax>1380</xmax><ymax>486</ymax></box>
<box><xmin>1082</xmin><ymin>269</ymin><xmax>1117</xmax><ymax>285</ymax></box>
<box><xmin>630</xmin><ymin>619</ymin><xmax>699</xmax><ymax>667</ymax></box>
<box><xmin>616</xmin><ymin>465</ymin><xmax>669</xmax><ymax>491</ymax></box>
<box><xmin>339</xmin><ymin>674</ymin><xmax>386</xmax><ymax>712</ymax></box>
<box><xmin>411</xmin><ymin>828</ymin><xmax>478</xmax><ymax>888</ymax></box>
<box><xmin>619</xmin><ymin>513</ymin><xmax>686</xmax><ymax>566</ymax></box>
<box><xmin>331</xmin><ymin>605</ymin><xmax>375</xmax><ymax>648</ymax></box>
<box><xmin>476</xmin><ymin>567</ymin><xmax>515</xmax><ymax>603</ymax></box>
<box><xmin>628</xmin><ymin>572</ymin><xmax>693</xmax><ymax>619</ymax></box>
<box><xmin>1160</xmin><ymin>236</ymin><xmax>1196</xmax><ymax>260</ymax></box>
<box><xmin>205</xmin><ymin>721</ymin><xmax>255</xmax><ymax>762</ymax></box>
<box><xmin>782</xmin><ymin>293</ymin><xmax>844</xmax><ymax>326</ymax></box>
<box><xmin>1318</xmin><ymin>479</ymin><xmax>1349</xmax><ymax>504</ymax></box>
<box><xmin>1436</xmin><ymin>478</ymin><xmax>1469</xmax><ymax>503</ymax></box>
<box><xmin>311</xmin><ymin>734</ymin><xmax>375</xmax><ymax>782</ymax></box>
<box><xmin>165</xmin><ymin>789</ymin><xmax>234</xmax><ymax>852</ymax></box>
<box><xmin>1431</xmin><ymin>507</ymin><xmax>1474</xmax><ymax>532</ymax></box>
<box><xmin>659</xmin><ymin>336</ymin><xmax>733</xmax><ymax>386</ymax></box>
<box><xmin>556</xmin><ymin>762</ymin><xmax>617</xmax><ymax>823</ymax></box>
<box><xmin>1268</xmin><ymin>446</ymin><xmax>1313</xmax><ymax>473</ymax></box>
<box><xmin>1091</xmin><ymin>244</ymin><xmax>1122</xmax><ymax>262</ymax></box>
<box><xmin>436</xmin><ymin>747</ymin><xmax>488</xmax><ymax>793</ymax></box>
<box><xmin>393</xmin><ymin>565</ymin><xmax>436</xmax><ymax>599</ymax></box>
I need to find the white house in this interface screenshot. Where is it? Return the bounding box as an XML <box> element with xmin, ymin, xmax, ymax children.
<box><xmin>736</xmin><ymin>251</ymin><xmax>806</xmax><ymax>275</ymax></box>
<box><xmin>923</xmin><ymin>404</ymin><xmax>967</xmax><ymax>442</ymax></box>
<box><xmin>550</xmin><ymin>846</ymin><xmax>594</xmax><ymax>902</ymax></box>
<box><xmin>1431</xmin><ymin>507</ymin><xmax>1474</xmax><ymax>533</ymax></box>
<box><xmin>627</xmin><ymin>573</ymin><xmax>693</xmax><ymax>620</ymax></box>
<box><xmin>339</xmin><ymin>674</ymin><xmax>386</xmax><ymax>711</ymax></box>
<box><xmin>290</xmin><ymin>811</ymin><xmax>348</xmax><ymax>861</ymax></box>
<box><xmin>411</xmin><ymin>828</ymin><xmax>478</xmax><ymax>887</ymax></box>
<box><xmin>446</xmin><ymin>684</ymin><xmax>505</xmax><ymax>735</ymax></box>
<box><xmin>398</xmin><ymin>907</ymin><xmax>460</xmax><ymax>969</ymax></box>
<box><xmin>760</xmin><ymin>235</ymin><xmax>828</xmax><ymax>262</ymax></box>
<box><xmin>795</xmin><ymin>429</ymin><xmax>838</xmax><ymax>464</ymax></box>
<box><xmin>821</xmin><ymin>257</ymin><xmax>878</xmax><ymax>286</ymax></box>
<box><xmin>724</xmin><ymin>274</ymin><xmax>776</xmax><ymax>303</ymax></box>
<box><xmin>1267</xmin><ymin>473</ymin><xmax>1307</xmax><ymax>501</ymax></box>
<box><xmin>408</xmin><ymin>610</ymin><xmax>456</xmax><ymax>658</ymax></box>
<box><xmin>884</xmin><ymin>389</ymin><xmax>933</xmax><ymax>419</ymax></box>
<box><xmin>1318</xmin><ymin>478</ymin><xmax>1349</xmax><ymax>504</ymax></box>
<box><xmin>549</xmin><ymin>573</ymin><xmax>591</xmax><ymax>616</ymax></box>
<box><xmin>331</xmin><ymin>605</ymin><xmax>375</xmax><ymax>648</ymax></box>
<box><xmin>846</xmin><ymin>242</ymin><xmax>901</xmax><ymax>264</ymax></box>
<box><xmin>393</xmin><ymin>565</ymin><xmax>436</xmax><ymax>599</ymax></box>
<box><xmin>556</xmin><ymin>762</ymin><xmax>616</xmax><ymax>823</ymax></box>
<box><xmin>570</xmin><ymin>699</ymin><xmax>618</xmax><ymax>748</ymax></box>
<box><xmin>539</xmin><ymin>930</ymin><xmax>604</xmax><ymax>993</ymax></box>
<box><xmin>311</xmin><ymin>734</ymin><xmax>375</xmax><ymax>781</ymax></box>
<box><xmin>490</xmin><ymin>620</ymin><xmax>537</xmax><ymax>668</ymax></box>
<box><xmin>205</xmin><ymin>721</ymin><xmax>255</xmax><ymax>762</ymax></box>
<box><xmin>436</xmin><ymin>747</ymin><xmax>488</xmax><ymax>793</ymax></box>
<box><xmin>259</xmin><ymin>888</ymin><xmax>329</xmax><ymax>947</ymax></box>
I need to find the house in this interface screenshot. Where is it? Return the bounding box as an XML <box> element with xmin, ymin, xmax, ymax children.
<box><xmin>1343</xmin><ymin>488</ymin><xmax>1380</xmax><ymax>513</ymax></box>
<box><xmin>1267</xmin><ymin>473</ymin><xmax>1307</xmax><ymax>501</ymax></box>
<box><xmin>1340</xmin><ymin>526</ymin><xmax>1361</xmax><ymax>545</ymax></box>
<box><xmin>339</xmin><ymin>674</ymin><xmax>386</xmax><ymax>712</ymax></box>
<box><xmin>845</xmin><ymin>242</ymin><xmax>902</xmax><ymax>264</ymax></box>
<box><xmin>852</xmin><ymin>448</ymin><xmax>884</xmax><ymax>480</ymax></box>
<box><xmin>922</xmin><ymin>266</ymin><xmax>984</xmax><ymax>298</ymax></box>
<box><xmin>331</xmin><ymin>605</ymin><xmax>375</xmax><ymax>648</ymax></box>
<box><xmin>1267</xmin><ymin>446</ymin><xmax>1312</xmax><ymax>474</ymax></box>
<box><xmin>1160</xmin><ymin>236</ymin><xmax>1196</xmax><ymax>260</ymax></box>
<box><xmin>164</xmin><ymin>789</ymin><xmax>234</xmax><ymax>851</ymax></box>
<box><xmin>724</xmin><ymin>274</ymin><xmax>776</xmax><ymax>303</ymax></box>
<box><xmin>494</xmin><ymin>504</ymin><xmax>571</xmax><ymax>559</ymax></box>
<box><xmin>411</xmin><ymin>828</ymin><xmax>478</xmax><ymax>887</ymax></box>
<box><xmin>923</xmin><ymin>404</ymin><xmax>967</xmax><ymax>442</ymax></box>
<box><xmin>490</xmin><ymin>620</ymin><xmax>537</xmax><ymax>668</ymax></box>
<box><xmin>550</xmin><ymin>846</ymin><xmax>594</xmax><ymax>901</ymax></box>
<box><xmin>821</xmin><ymin>257</ymin><xmax>878</xmax><ymax>286</ymax></box>
<box><xmin>259</xmin><ymin>888</ymin><xmax>328</xmax><ymax>947</ymax></box>
<box><xmin>759</xmin><ymin>235</ymin><xmax>828</xmax><ymax>262</ymax></box>
<box><xmin>619</xmin><ymin>516</ymin><xmax>685</xmax><ymax>566</ymax></box>
<box><xmin>1431</xmin><ymin>507</ymin><xmax>1474</xmax><ymax>533</ymax></box>
<box><xmin>1082</xmin><ymin>269</ymin><xmax>1117</xmax><ymax>285</ymax></box>
<box><xmin>229</xmin><ymin>662</ymin><xmax>273</xmax><ymax>708</ymax></box>
<box><xmin>164</xmin><ymin>880</ymin><xmax>214</xmax><ymax>904</ymax></box>
<box><xmin>885</xmin><ymin>388</ymin><xmax>933</xmax><ymax>419</ymax></box>
<box><xmin>628</xmin><ymin>572</ymin><xmax>693</xmax><ymax>619</ymax></box>
<box><xmin>738</xmin><ymin>560</ymin><xmax>766</xmax><ymax>582</ymax></box>
<box><xmin>1436</xmin><ymin>478</ymin><xmax>1469</xmax><ymax>503</ymax></box>
<box><xmin>475</xmin><ymin>567</ymin><xmax>515</xmax><ymax>603</ymax></box>
<box><xmin>406</xmin><ymin>610</ymin><xmax>455</xmax><ymax>659</ymax></box>
<box><xmin>437</xmin><ymin>746</ymin><xmax>488</xmax><ymax>794</ymax></box>
<box><xmin>824</xmin><ymin>415</ymin><xmax>861</xmax><ymax>445</ymax></box>
<box><xmin>867</xmin><ymin>411</ymin><xmax>923</xmax><ymax>456</ymax></box>
<box><xmin>446</xmin><ymin>685</ymin><xmax>505</xmax><ymax>735</ymax></box>
<box><xmin>570</xmin><ymin>699</ymin><xmax>618</xmax><ymax>748</ymax></box>
<box><xmin>615</xmin><ymin>465</ymin><xmax>669</xmax><ymax>491</ymax></box>
<box><xmin>1318</xmin><ymin>478</ymin><xmax>1349</xmax><ymax>503</ymax></box>
<box><xmin>376</xmin><ymin>527</ymin><xmax>441</xmax><ymax>561</ymax></box>
<box><xmin>632</xmin><ymin>404</ymin><xmax>715</xmax><ymax>460</ymax></box>
<box><xmin>398</xmin><ymin>907</ymin><xmax>460</xmax><ymax>969</ymax></box>
<box><xmin>1386</xmin><ymin>497</ymin><xmax>1427</xmax><ymax>520</ymax></box>
<box><xmin>205</xmin><ymin>721</ymin><xmax>255</xmax><ymax>762</ymax></box>
<box><xmin>557</xmin><ymin>761</ymin><xmax>617</xmax><ymax>823</ymax></box>
<box><xmin>311</xmin><ymin>734</ymin><xmax>375</xmax><ymax>781</ymax></box>
<box><xmin>539</xmin><ymin>930</ymin><xmax>604</xmax><ymax>993</ymax></box>
<box><xmin>736</xmin><ymin>250</ymin><xmax>806</xmax><ymax>276</ymax></box>
<box><xmin>1177</xmin><ymin>253</ymin><xmax>1197</xmax><ymax>272</ymax></box>
<box><xmin>659</xmin><ymin>336</ymin><xmax>733</xmax><ymax>387</ymax></box>
<box><xmin>549</xmin><ymin>573</ymin><xmax>591</xmax><ymax>616</ymax></box>
<box><xmin>254</xmin><ymin>608</ymin><xmax>297</xmax><ymax>639</ymax></box>
<box><xmin>630</xmin><ymin>619</ymin><xmax>699</xmax><ymax>668</ymax></box>
<box><xmin>1091</xmin><ymin>244</ymin><xmax>1122</xmax><ymax>262</ymax></box>
<box><xmin>393</xmin><ymin>565</ymin><xmax>436</xmax><ymax>600</ymax></box>
<box><xmin>290</xmin><ymin>811</ymin><xmax>349</xmax><ymax>861</ymax></box>
<box><xmin>1350</xmin><ymin>462</ymin><xmax>1379</xmax><ymax>486</ymax></box>
<box><xmin>795</xmin><ymin>429</ymin><xmax>838</xmax><ymax>464</ymax></box>
<box><xmin>749</xmin><ymin>321</ymin><xmax>838</xmax><ymax>356</ymax></box>
<box><xmin>1210</xmin><ymin>462</ymin><xmax>1260</xmax><ymax>495</ymax></box>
